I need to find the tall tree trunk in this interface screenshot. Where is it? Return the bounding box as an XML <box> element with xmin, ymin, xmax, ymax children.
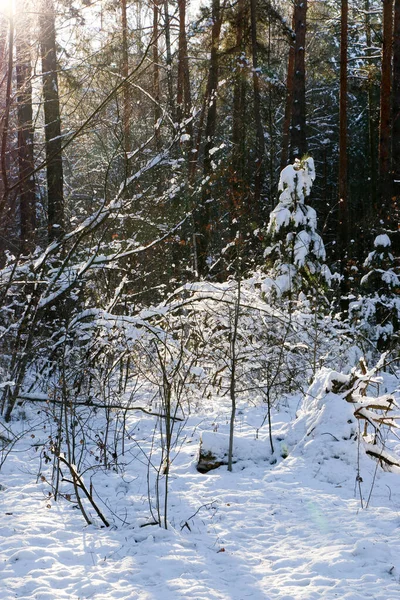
<box><xmin>40</xmin><ymin>0</ymin><xmax>64</xmax><ymax>241</ymax></box>
<box><xmin>195</xmin><ymin>0</ymin><xmax>222</xmax><ymax>277</ymax></box>
<box><xmin>177</xmin><ymin>0</ymin><xmax>194</xmax><ymax>175</ymax></box>
<box><xmin>177</xmin><ymin>0</ymin><xmax>192</xmax><ymax>125</ymax></box>
<box><xmin>280</xmin><ymin>29</ymin><xmax>295</xmax><ymax>171</ymax></box>
<box><xmin>16</xmin><ymin>3</ymin><xmax>36</xmax><ymax>253</ymax></box>
<box><xmin>339</xmin><ymin>0</ymin><xmax>348</xmax><ymax>257</ymax></box>
<box><xmin>153</xmin><ymin>1</ymin><xmax>161</xmax><ymax>152</ymax></box>
<box><xmin>250</xmin><ymin>0</ymin><xmax>265</xmax><ymax>215</ymax></box>
<box><xmin>378</xmin><ymin>0</ymin><xmax>393</xmax><ymax>213</ymax></box>
<box><xmin>0</xmin><ymin>12</ymin><xmax>9</xmax><ymax>212</ymax></box>
<box><xmin>163</xmin><ymin>0</ymin><xmax>175</xmax><ymax>122</ymax></box>
<box><xmin>121</xmin><ymin>0</ymin><xmax>131</xmax><ymax>165</ymax></box>
<box><xmin>0</xmin><ymin>5</ymin><xmax>13</xmax><ymax>217</ymax></box>
<box><xmin>153</xmin><ymin>0</ymin><xmax>163</xmax><ymax>198</ymax></box>
<box><xmin>338</xmin><ymin>0</ymin><xmax>349</xmax><ymax>310</ymax></box>
<box><xmin>365</xmin><ymin>0</ymin><xmax>378</xmax><ymax>217</ymax></box>
<box><xmin>231</xmin><ymin>0</ymin><xmax>246</xmax><ymax>230</ymax></box>
<box><xmin>290</xmin><ymin>0</ymin><xmax>307</xmax><ymax>160</ymax></box>
<box><xmin>392</xmin><ymin>0</ymin><xmax>400</xmax><ymax>246</ymax></box>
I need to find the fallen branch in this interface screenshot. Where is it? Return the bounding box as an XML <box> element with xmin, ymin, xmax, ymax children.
<box><xmin>17</xmin><ymin>395</ymin><xmax>184</xmax><ymax>421</ymax></box>
<box><xmin>58</xmin><ymin>454</ymin><xmax>110</xmax><ymax>527</ymax></box>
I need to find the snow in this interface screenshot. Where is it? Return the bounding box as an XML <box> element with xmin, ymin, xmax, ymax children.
<box><xmin>382</xmin><ymin>270</ymin><xmax>400</xmax><ymax>287</ymax></box>
<box><xmin>264</xmin><ymin>159</ymin><xmax>331</xmax><ymax>299</ymax></box>
<box><xmin>2</xmin><ymin>367</ymin><xmax>400</xmax><ymax>600</ymax></box>
<box><xmin>374</xmin><ymin>234</ymin><xmax>391</xmax><ymax>248</ymax></box>
<box><xmin>200</xmin><ymin>431</ymin><xmax>271</xmax><ymax>463</ymax></box>
<box><xmin>294</xmin><ymin>229</ymin><xmax>311</xmax><ymax>266</ymax></box>
<box><xmin>261</xmin><ymin>263</ymin><xmax>298</xmax><ymax>297</ymax></box>
<box><xmin>277</xmin><ymin>158</ymin><xmax>315</xmax><ymax>205</ymax></box>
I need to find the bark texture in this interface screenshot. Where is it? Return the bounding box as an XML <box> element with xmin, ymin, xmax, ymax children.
<box><xmin>339</xmin><ymin>0</ymin><xmax>348</xmax><ymax>254</ymax></box>
<box><xmin>40</xmin><ymin>0</ymin><xmax>64</xmax><ymax>240</ymax></box>
<box><xmin>290</xmin><ymin>0</ymin><xmax>307</xmax><ymax>160</ymax></box>
<box><xmin>378</xmin><ymin>0</ymin><xmax>393</xmax><ymax>212</ymax></box>
<box><xmin>196</xmin><ymin>0</ymin><xmax>222</xmax><ymax>277</ymax></box>
<box><xmin>16</xmin><ymin>6</ymin><xmax>36</xmax><ymax>252</ymax></box>
<box><xmin>392</xmin><ymin>0</ymin><xmax>400</xmax><ymax>238</ymax></box>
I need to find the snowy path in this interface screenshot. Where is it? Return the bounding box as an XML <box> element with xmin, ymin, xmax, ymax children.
<box><xmin>0</xmin><ymin>394</ymin><xmax>400</xmax><ymax>600</ymax></box>
<box><xmin>2</xmin><ymin>404</ymin><xmax>400</xmax><ymax>600</ymax></box>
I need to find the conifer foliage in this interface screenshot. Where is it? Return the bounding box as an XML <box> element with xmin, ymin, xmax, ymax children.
<box><xmin>262</xmin><ymin>158</ymin><xmax>331</xmax><ymax>300</ymax></box>
<box><xmin>350</xmin><ymin>234</ymin><xmax>400</xmax><ymax>352</ymax></box>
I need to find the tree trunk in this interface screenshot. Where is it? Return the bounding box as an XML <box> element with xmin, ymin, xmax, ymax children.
<box><xmin>392</xmin><ymin>0</ymin><xmax>400</xmax><ymax>246</ymax></box>
<box><xmin>365</xmin><ymin>0</ymin><xmax>378</xmax><ymax>217</ymax></box>
<box><xmin>177</xmin><ymin>0</ymin><xmax>192</xmax><ymax>125</ymax></box>
<box><xmin>177</xmin><ymin>0</ymin><xmax>194</xmax><ymax>175</ymax></box>
<box><xmin>378</xmin><ymin>0</ymin><xmax>393</xmax><ymax>213</ymax></box>
<box><xmin>250</xmin><ymin>0</ymin><xmax>265</xmax><ymax>215</ymax></box>
<box><xmin>0</xmin><ymin>12</ymin><xmax>9</xmax><ymax>215</ymax></box>
<box><xmin>231</xmin><ymin>0</ymin><xmax>246</xmax><ymax>231</ymax></box>
<box><xmin>121</xmin><ymin>0</ymin><xmax>131</xmax><ymax>165</ymax></box>
<box><xmin>290</xmin><ymin>0</ymin><xmax>307</xmax><ymax>160</ymax></box>
<box><xmin>153</xmin><ymin>1</ymin><xmax>161</xmax><ymax>152</ymax></box>
<box><xmin>163</xmin><ymin>0</ymin><xmax>175</xmax><ymax>122</ymax></box>
<box><xmin>280</xmin><ymin>27</ymin><xmax>295</xmax><ymax>171</ymax></box>
<box><xmin>16</xmin><ymin>4</ymin><xmax>36</xmax><ymax>253</ymax></box>
<box><xmin>40</xmin><ymin>0</ymin><xmax>64</xmax><ymax>241</ymax></box>
<box><xmin>195</xmin><ymin>0</ymin><xmax>222</xmax><ymax>277</ymax></box>
<box><xmin>338</xmin><ymin>0</ymin><xmax>348</xmax><ymax>257</ymax></box>
<box><xmin>0</xmin><ymin>6</ymin><xmax>13</xmax><ymax>219</ymax></box>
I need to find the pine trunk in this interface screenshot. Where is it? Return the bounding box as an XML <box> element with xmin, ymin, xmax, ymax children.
<box><xmin>365</xmin><ymin>0</ymin><xmax>378</xmax><ymax>216</ymax></box>
<box><xmin>392</xmin><ymin>0</ymin><xmax>400</xmax><ymax>244</ymax></box>
<box><xmin>0</xmin><ymin>13</ymin><xmax>8</xmax><ymax>211</ymax></box>
<box><xmin>40</xmin><ymin>0</ymin><xmax>64</xmax><ymax>241</ymax></box>
<box><xmin>0</xmin><ymin>9</ymin><xmax>13</xmax><ymax>215</ymax></box>
<box><xmin>250</xmin><ymin>0</ymin><xmax>265</xmax><ymax>215</ymax></box>
<box><xmin>121</xmin><ymin>0</ymin><xmax>130</xmax><ymax>163</ymax></box>
<box><xmin>378</xmin><ymin>0</ymin><xmax>393</xmax><ymax>213</ymax></box>
<box><xmin>196</xmin><ymin>0</ymin><xmax>222</xmax><ymax>277</ymax></box>
<box><xmin>339</xmin><ymin>0</ymin><xmax>348</xmax><ymax>255</ymax></box>
<box><xmin>163</xmin><ymin>0</ymin><xmax>175</xmax><ymax>122</ymax></box>
<box><xmin>231</xmin><ymin>0</ymin><xmax>246</xmax><ymax>230</ymax></box>
<box><xmin>16</xmin><ymin>5</ymin><xmax>36</xmax><ymax>253</ymax></box>
<box><xmin>177</xmin><ymin>0</ymin><xmax>194</xmax><ymax>175</ymax></box>
<box><xmin>177</xmin><ymin>0</ymin><xmax>192</xmax><ymax>124</ymax></box>
<box><xmin>280</xmin><ymin>30</ymin><xmax>295</xmax><ymax>172</ymax></box>
<box><xmin>153</xmin><ymin>1</ymin><xmax>161</xmax><ymax>152</ymax></box>
<box><xmin>290</xmin><ymin>0</ymin><xmax>307</xmax><ymax>160</ymax></box>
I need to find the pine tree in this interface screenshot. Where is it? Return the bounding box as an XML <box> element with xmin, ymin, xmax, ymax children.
<box><xmin>262</xmin><ymin>157</ymin><xmax>331</xmax><ymax>300</ymax></box>
<box><xmin>350</xmin><ymin>234</ymin><xmax>400</xmax><ymax>352</ymax></box>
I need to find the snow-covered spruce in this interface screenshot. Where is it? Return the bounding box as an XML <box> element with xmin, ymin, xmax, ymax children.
<box><xmin>349</xmin><ymin>234</ymin><xmax>400</xmax><ymax>353</ymax></box>
<box><xmin>262</xmin><ymin>157</ymin><xmax>332</xmax><ymax>300</ymax></box>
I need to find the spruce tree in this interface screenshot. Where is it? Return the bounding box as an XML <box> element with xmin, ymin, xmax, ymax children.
<box><xmin>262</xmin><ymin>157</ymin><xmax>332</xmax><ymax>300</ymax></box>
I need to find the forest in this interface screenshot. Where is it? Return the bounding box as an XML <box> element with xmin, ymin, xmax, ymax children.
<box><xmin>0</xmin><ymin>0</ymin><xmax>400</xmax><ymax>598</ymax></box>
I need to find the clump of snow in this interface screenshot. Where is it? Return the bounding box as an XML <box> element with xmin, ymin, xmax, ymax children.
<box><xmin>374</xmin><ymin>234</ymin><xmax>391</xmax><ymax>248</ymax></box>
<box><xmin>200</xmin><ymin>431</ymin><xmax>271</xmax><ymax>464</ymax></box>
<box><xmin>286</xmin><ymin>365</ymin><xmax>400</xmax><ymax>488</ymax></box>
<box><xmin>287</xmin><ymin>368</ymin><xmax>358</xmax><ymax>477</ymax></box>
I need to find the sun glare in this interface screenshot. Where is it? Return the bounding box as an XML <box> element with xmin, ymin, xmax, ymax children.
<box><xmin>0</xmin><ymin>0</ymin><xmax>13</xmax><ymax>19</ymax></box>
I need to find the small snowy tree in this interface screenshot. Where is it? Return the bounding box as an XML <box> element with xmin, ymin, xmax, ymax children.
<box><xmin>349</xmin><ymin>234</ymin><xmax>400</xmax><ymax>353</ymax></box>
<box><xmin>262</xmin><ymin>158</ymin><xmax>332</xmax><ymax>301</ymax></box>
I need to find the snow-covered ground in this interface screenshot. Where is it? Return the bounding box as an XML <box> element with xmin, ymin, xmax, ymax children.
<box><xmin>2</xmin><ymin>378</ymin><xmax>400</xmax><ymax>600</ymax></box>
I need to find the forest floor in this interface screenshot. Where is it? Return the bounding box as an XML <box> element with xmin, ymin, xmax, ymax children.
<box><xmin>1</xmin><ymin>384</ymin><xmax>400</xmax><ymax>600</ymax></box>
